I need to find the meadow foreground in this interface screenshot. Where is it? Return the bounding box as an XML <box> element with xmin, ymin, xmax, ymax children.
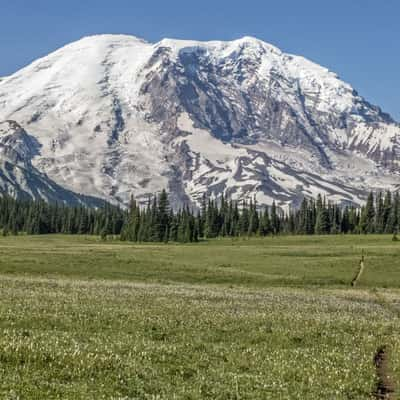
<box><xmin>0</xmin><ymin>235</ymin><xmax>399</xmax><ymax>399</ymax></box>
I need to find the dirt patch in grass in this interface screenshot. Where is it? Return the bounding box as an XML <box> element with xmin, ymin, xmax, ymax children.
<box><xmin>351</xmin><ymin>253</ymin><xmax>365</xmax><ymax>287</ymax></box>
<box><xmin>373</xmin><ymin>346</ymin><xmax>396</xmax><ymax>399</ymax></box>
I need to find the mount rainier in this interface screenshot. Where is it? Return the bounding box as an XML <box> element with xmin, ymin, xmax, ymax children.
<box><xmin>0</xmin><ymin>34</ymin><xmax>399</xmax><ymax>208</ymax></box>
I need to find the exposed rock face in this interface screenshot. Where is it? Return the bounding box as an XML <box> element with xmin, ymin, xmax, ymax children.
<box><xmin>0</xmin><ymin>121</ymin><xmax>106</xmax><ymax>206</ymax></box>
<box><xmin>0</xmin><ymin>34</ymin><xmax>398</xmax><ymax>207</ymax></box>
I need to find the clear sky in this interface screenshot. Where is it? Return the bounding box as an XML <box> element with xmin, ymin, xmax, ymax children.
<box><xmin>1</xmin><ymin>0</ymin><xmax>399</xmax><ymax>120</ymax></box>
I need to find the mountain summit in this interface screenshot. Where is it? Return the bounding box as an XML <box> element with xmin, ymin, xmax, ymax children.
<box><xmin>0</xmin><ymin>34</ymin><xmax>399</xmax><ymax>207</ymax></box>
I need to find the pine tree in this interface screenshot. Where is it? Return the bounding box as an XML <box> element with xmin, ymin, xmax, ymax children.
<box><xmin>315</xmin><ymin>206</ymin><xmax>330</xmax><ymax>235</ymax></box>
<box><xmin>360</xmin><ymin>192</ymin><xmax>375</xmax><ymax>234</ymax></box>
<box><xmin>375</xmin><ymin>192</ymin><xmax>385</xmax><ymax>234</ymax></box>
<box><xmin>340</xmin><ymin>207</ymin><xmax>350</xmax><ymax>233</ymax></box>
<box><xmin>386</xmin><ymin>192</ymin><xmax>399</xmax><ymax>234</ymax></box>
<box><xmin>259</xmin><ymin>208</ymin><xmax>271</xmax><ymax>236</ymax></box>
<box><xmin>270</xmin><ymin>201</ymin><xmax>279</xmax><ymax>235</ymax></box>
<box><xmin>157</xmin><ymin>189</ymin><xmax>170</xmax><ymax>242</ymax></box>
<box><xmin>247</xmin><ymin>199</ymin><xmax>259</xmax><ymax>236</ymax></box>
<box><xmin>239</xmin><ymin>200</ymin><xmax>249</xmax><ymax>236</ymax></box>
<box><xmin>383</xmin><ymin>191</ymin><xmax>392</xmax><ymax>233</ymax></box>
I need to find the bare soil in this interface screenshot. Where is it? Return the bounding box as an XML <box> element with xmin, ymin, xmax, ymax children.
<box><xmin>373</xmin><ymin>346</ymin><xmax>396</xmax><ymax>400</ymax></box>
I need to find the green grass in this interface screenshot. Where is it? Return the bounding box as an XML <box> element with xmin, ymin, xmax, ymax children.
<box><xmin>0</xmin><ymin>234</ymin><xmax>398</xmax><ymax>288</ymax></box>
<box><xmin>0</xmin><ymin>234</ymin><xmax>399</xmax><ymax>399</ymax></box>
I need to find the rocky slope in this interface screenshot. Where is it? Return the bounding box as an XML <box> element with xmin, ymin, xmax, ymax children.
<box><xmin>0</xmin><ymin>120</ymin><xmax>106</xmax><ymax>206</ymax></box>
<box><xmin>0</xmin><ymin>34</ymin><xmax>398</xmax><ymax>207</ymax></box>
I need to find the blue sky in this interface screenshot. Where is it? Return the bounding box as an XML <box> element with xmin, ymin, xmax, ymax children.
<box><xmin>1</xmin><ymin>0</ymin><xmax>399</xmax><ymax>119</ymax></box>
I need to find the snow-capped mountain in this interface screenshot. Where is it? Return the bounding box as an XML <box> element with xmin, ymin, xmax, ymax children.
<box><xmin>0</xmin><ymin>34</ymin><xmax>399</xmax><ymax>207</ymax></box>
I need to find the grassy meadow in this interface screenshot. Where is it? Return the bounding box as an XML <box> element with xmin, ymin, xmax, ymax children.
<box><xmin>0</xmin><ymin>234</ymin><xmax>399</xmax><ymax>399</ymax></box>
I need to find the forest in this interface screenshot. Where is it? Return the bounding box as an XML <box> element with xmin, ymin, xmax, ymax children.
<box><xmin>0</xmin><ymin>190</ymin><xmax>398</xmax><ymax>242</ymax></box>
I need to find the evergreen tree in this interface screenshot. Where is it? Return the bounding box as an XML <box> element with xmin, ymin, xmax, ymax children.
<box><xmin>157</xmin><ymin>189</ymin><xmax>170</xmax><ymax>242</ymax></box>
<box><xmin>383</xmin><ymin>191</ymin><xmax>392</xmax><ymax>233</ymax></box>
<box><xmin>270</xmin><ymin>201</ymin><xmax>279</xmax><ymax>235</ymax></box>
<box><xmin>360</xmin><ymin>192</ymin><xmax>375</xmax><ymax>234</ymax></box>
<box><xmin>315</xmin><ymin>197</ymin><xmax>330</xmax><ymax>235</ymax></box>
<box><xmin>386</xmin><ymin>192</ymin><xmax>399</xmax><ymax>233</ymax></box>
<box><xmin>375</xmin><ymin>192</ymin><xmax>385</xmax><ymax>234</ymax></box>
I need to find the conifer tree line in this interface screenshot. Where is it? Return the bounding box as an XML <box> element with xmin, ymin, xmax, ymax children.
<box><xmin>0</xmin><ymin>190</ymin><xmax>399</xmax><ymax>241</ymax></box>
<box><xmin>120</xmin><ymin>190</ymin><xmax>400</xmax><ymax>242</ymax></box>
<box><xmin>0</xmin><ymin>196</ymin><xmax>125</xmax><ymax>237</ymax></box>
